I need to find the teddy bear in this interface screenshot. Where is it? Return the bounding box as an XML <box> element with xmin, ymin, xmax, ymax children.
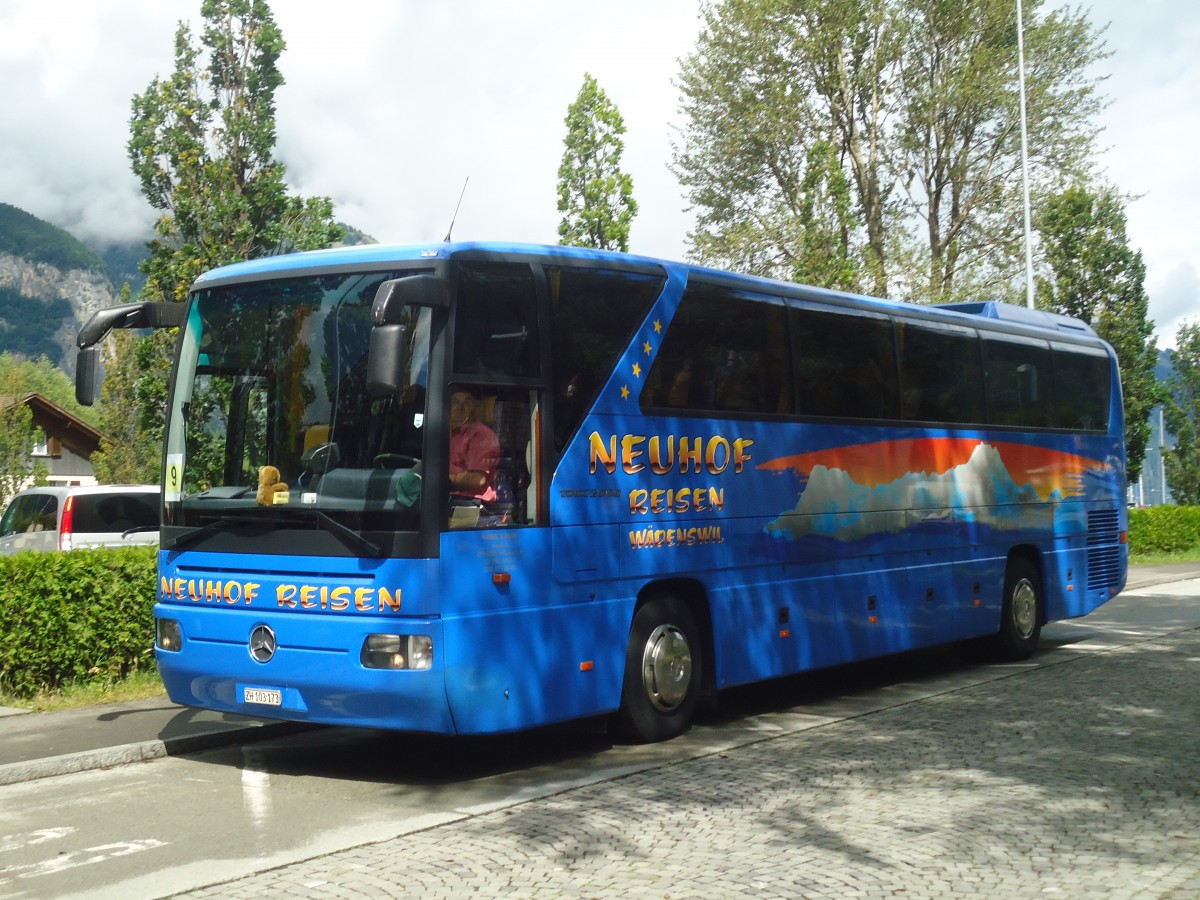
<box><xmin>256</xmin><ymin>465</ymin><xmax>289</xmax><ymax>506</ymax></box>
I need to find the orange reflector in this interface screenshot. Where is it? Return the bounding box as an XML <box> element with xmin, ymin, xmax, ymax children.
<box><xmin>1118</xmin><ymin>531</ymin><xmax>1129</xmax><ymax>545</ymax></box>
<box><xmin>580</xmin><ymin>660</ymin><xmax>594</xmax><ymax>672</ymax></box>
<box><xmin>868</xmin><ymin>615</ymin><xmax>878</xmax><ymax>624</ymax></box>
<box><xmin>973</xmin><ymin>598</ymin><xmax>981</xmax><ymax>606</ymax></box>
<box><xmin>779</xmin><ymin>629</ymin><xmax>790</xmax><ymax>639</ymax></box>
<box><xmin>1067</xmin><ymin>584</ymin><xmax>1074</xmax><ymax>591</ymax></box>
<box><xmin>492</xmin><ymin>572</ymin><xmax>511</xmax><ymax>585</ymax></box>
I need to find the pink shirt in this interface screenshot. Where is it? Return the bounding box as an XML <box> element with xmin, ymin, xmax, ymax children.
<box><xmin>449</xmin><ymin>420</ymin><xmax>500</xmax><ymax>501</ymax></box>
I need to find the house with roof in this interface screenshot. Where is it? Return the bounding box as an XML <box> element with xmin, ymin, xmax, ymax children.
<box><xmin>2</xmin><ymin>392</ymin><xmax>105</xmax><ymax>488</ymax></box>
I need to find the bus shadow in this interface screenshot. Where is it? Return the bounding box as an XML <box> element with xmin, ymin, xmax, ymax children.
<box><xmin>185</xmin><ymin>642</ymin><xmax>987</xmax><ymax>787</ymax></box>
<box><xmin>191</xmin><ymin>716</ymin><xmax>617</xmax><ymax>786</ymax></box>
<box><xmin>696</xmin><ymin>642</ymin><xmax>976</xmax><ymax>728</ymax></box>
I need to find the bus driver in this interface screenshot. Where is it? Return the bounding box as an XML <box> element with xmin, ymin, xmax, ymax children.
<box><xmin>448</xmin><ymin>388</ymin><xmax>500</xmax><ymax>502</ymax></box>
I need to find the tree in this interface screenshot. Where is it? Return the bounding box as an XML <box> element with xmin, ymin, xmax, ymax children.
<box><xmin>88</xmin><ymin>327</ymin><xmax>171</xmax><ymax>485</ymax></box>
<box><xmin>673</xmin><ymin>0</ymin><xmax>1106</xmax><ymax>301</ymax></box>
<box><xmin>0</xmin><ymin>352</ymin><xmax>97</xmax><ymax>425</ymax></box>
<box><xmin>129</xmin><ymin>0</ymin><xmax>343</xmax><ymax>301</ymax></box>
<box><xmin>0</xmin><ymin>358</ymin><xmax>57</xmax><ymax>508</ymax></box>
<box><xmin>892</xmin><ymin>0</ymin><xmax>1103</xmax><ymax>303</ymax></box>
<box><xmin>557</xmin><ymin>73</ymin><xmax>638</xmax><ymax>252</ymax></box>
<box><xmin>1164</xmin><ymin>322</ymin><xmax>1200</xmax><ymax>505</ymax></box>
<box><xmin>1036</xmin><ymin>185</ymin><xmax>1159</xmax><ymax>481</ymax></box>
<box><xmin>675</xmin><ymin>0</ymin><xmax>894</xmax><ymax>289</ymax></box>
<box><xmin>108</xmin><ymin>0</ymin><xmax>344</xmax><ymax>480</ymax></box>
<box><xmin>0</xmin><ymin>398</ymin><xmax>39</xmax><ymax>510</ymax></box>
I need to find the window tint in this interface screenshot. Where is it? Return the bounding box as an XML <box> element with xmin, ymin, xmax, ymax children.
<box><xmin>548</xmin><ymin>266</ymin><xmax>663</xmax><ymax>449</ymax></box>
<box><xmin>983</xmin><ymin>335</ymin><xmax>1054</xmax><ymax>427</ymax></box>
<box><xmin>898</xmin><ymin>321</ymin><xmax>985</xmax><ymax>423</ymax></box>
<box><xmin>73</xmin><ymin>494</ymin><xmax>160</xmax><ymax>534</ymax></box>
<box><xmin>454</xmin><ymin>263</ymin><xmax>539</xmax><ymax>378</ymax></box>
<box><xmin>1053</xmin><ymin>344</ymin><xmax>1111</xmax><ymax>431</ymax></box>
<box><xmin>643</xmin><ymin>283</ymin><xmax>791</xmax><ymax>415</ymax></box>
<box><xmin>793</xmin><ymin>306</ymin><xmax>899</xmax><ymax>419</ymax></box>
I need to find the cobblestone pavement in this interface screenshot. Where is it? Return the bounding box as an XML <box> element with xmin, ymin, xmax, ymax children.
<box><xmin>175</xmin><ymin>618</ymin><xmax>1200</xmax><ymax>899</ymax></box>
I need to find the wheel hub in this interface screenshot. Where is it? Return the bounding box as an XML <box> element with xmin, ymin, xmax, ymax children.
<box><xmin>1012</xmin><ymin>577</ymin><xmax>1037</xmax><ymax>639</ymax></box>
<box><xmin>642</xmin><ymin>623</ymin><xmax>693</xmax><ymax>712</ymax></box>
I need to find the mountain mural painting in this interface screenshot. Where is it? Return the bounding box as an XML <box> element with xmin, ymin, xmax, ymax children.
<box><xmin>759</xmin><ymin>437</ymin><xmax>1114</xmax><ymax>542</ymax></box>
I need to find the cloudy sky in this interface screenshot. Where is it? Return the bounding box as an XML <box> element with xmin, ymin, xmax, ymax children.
<box><xmin>1</xmin><ymin>0</ymin><xmax>1196</xmax><ymax>345</ymax></box>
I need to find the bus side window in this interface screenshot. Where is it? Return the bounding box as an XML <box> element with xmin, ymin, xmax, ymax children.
<box><xmin>1053</xmin><ymin>345</ymin><xmax>1110</xmax><ymax>431</ymax></box>
<box><xmin>644</xmin><ymin>283</ymin><xmax>790</xmax><ymax>416</ymax></box>
<box><xmin>792</xmin><ymin>305</ymin><xmax>899</xmax><ymax>420</ymax></box>
<box><xmin>448</xmin><ymin>387</ymin><xmax>539</xmax><ymax>528</ymax></box>
<box><xmin>982</xmin><ymin>335</ymin><xmax>1054</xmax><ymax>427</ymax></box>
<box><xmin>547</xmin><ymin>266</ymin><xmax>664</xmax><ymax>449</ymax></box>
<box><xmin>897</xmin><ymin>320</ymin><xmax>985</xmax><ymax>424</ymax></box>
<box><xmin>454</xmin><ymin>264</ymin><xmax>539</xmax><ymax>378</ymax></box>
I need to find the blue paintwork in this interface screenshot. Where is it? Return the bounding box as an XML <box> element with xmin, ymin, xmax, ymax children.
<box><xmin>155</xmin><ymin>242</ymin><xmax>1128</xmax><ymax>734</ymax></box>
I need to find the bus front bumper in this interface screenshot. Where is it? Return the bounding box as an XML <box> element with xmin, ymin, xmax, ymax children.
<box><xmin>153</xmin><ymin>604</ymin><xmax>456</xmax><ymax>734</ymax></box>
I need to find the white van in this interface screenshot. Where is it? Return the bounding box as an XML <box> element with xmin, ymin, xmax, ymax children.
<box><xmin>0</xmin><ymin>485</ymin><xmax>160</xmax><ymax>554</ymax></box>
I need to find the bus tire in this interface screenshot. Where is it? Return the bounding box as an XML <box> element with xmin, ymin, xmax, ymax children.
<box><xmin>995</xmin><ymin>557</ymin><xmax>1042</xmax><ymax>661</ymax></box>
<box><xmin>616</xmin><ymin>595</ymin><xmax>702</xmax><ymax>743</ymax></box>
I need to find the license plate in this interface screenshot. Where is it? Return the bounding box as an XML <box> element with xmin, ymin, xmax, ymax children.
<box><xmin>243</xmin><ymin>687</ymin><xmax>282</xmax><ymax>706</ymax></box>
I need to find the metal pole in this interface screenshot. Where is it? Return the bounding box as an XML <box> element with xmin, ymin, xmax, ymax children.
<box><xmin>1016</xmin><ymin>0</ymin><xmax>1035</xmax><ymax>309</ymax></box>
<box><xmin>1160</xmin><ymin>405</ymin><xmax>1168</xmax><ymax>504</ymax></box>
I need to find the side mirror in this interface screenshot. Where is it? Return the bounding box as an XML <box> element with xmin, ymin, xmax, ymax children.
<box><xmin>75</xmin><ymin>301</ymin><xmax>188</xmax><ymax>406</ymax></box>
<box><xmin>366</xmin><ymin>274</ymin><xmax>441</xmax><ymax>398</ymax></box>
<box><xmin>75</xmin><ymin>345</ymin><xmax>100</xmax><ymax>406</ymax></box>
<box><xmin>371</xmin><ymin>274</ymin><xmax>445</xmax><ymax>324</ymax></box>
<box><xmin>77</xmin><ymin>301</ymin><xmax>186</xmax><ymax>349</ymax></box>
<box><xmin>367</xmin><ymin>324</ymin><xmax>409</xmax><ymax>398</ymax></box>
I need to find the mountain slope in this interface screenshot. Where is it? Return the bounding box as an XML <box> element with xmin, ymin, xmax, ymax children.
<box><xmin>0</xmin><ymin>203</ymin><xmax>107</xmax><ymax>272</ymax></box>
<box><xmin>0</xmin><ymin>203</ymin><xmax>117</xmax><ymax>369</ymax></box>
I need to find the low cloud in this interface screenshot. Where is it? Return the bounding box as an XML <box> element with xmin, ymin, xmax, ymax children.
<box><xmin>1149</xmin><ymin>262</ymin><xmax>1200</xmax><ymax>347</ymax></box>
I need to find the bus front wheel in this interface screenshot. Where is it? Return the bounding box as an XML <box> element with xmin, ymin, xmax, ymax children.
<box><xmin>995</xmin><ymin>557</ymin><xmax>1043</xmax><ymax>661</ymax></box>
<box><xmin>617</xmin><ymin>595</ymin><xmax>702</xmax><ymax>743</ymax></box>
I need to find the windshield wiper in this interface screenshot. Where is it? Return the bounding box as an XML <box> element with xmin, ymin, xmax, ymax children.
<box><xmin>312</xmin><ymin>509</ymin><xmax>381</xmax><ymax>556</ymax></box>
<box><xmin>162</xmin><ymin>514</ymin><xmax>269</xmax><ymax>551</ymax></box>
<box><xmin>164</xmin><ymin>509</ymin><xmax>381</xmax><ymax>556</ymax></box>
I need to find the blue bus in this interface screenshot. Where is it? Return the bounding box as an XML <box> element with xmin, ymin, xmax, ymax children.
<box><xmin>76</xmin><ymin>242</ymin><xmax>1128</xmax><ymax>742</ymax></box>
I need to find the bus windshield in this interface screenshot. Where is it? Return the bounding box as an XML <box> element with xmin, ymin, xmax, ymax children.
<box><xmin>163</xmin><ymin>270</ymin><xmax>430</xmax><ymax>544</ymax></box>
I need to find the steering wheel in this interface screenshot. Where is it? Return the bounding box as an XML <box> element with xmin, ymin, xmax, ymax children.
<box><xmin>373</xmin><ymin>453</ymin><xmax>417</xmax><ymax>469</ymax></box>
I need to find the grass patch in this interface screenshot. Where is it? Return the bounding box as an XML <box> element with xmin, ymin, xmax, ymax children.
<box><xmin>0</xmin><ymin>669</ymin><xmax>166</xmax><ymax>713</ymax></box>
<box><xmin>1130</xmin><ymin>548</ymin><xmax>1200</xmax><ymax>566</ymax></box>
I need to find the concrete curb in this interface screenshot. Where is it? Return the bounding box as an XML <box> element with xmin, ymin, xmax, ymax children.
<box><xmin>0</xmin><ymin>720</ymin><xmax>315</xmax><ymax>786</ymax></box>
<box><xmin>0</xmin><ymin>740</ymin><xmax>168</xmax><ymax>786</ymax></box>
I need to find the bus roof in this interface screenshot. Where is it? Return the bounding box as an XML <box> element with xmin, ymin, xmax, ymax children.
<box><xmin>190</xmin><ymin>241</ymin><xmax>666</xmax><ymax>285</ymax></box>
<box><xmin>191</xmin><ymin>241</ymin><xmax>1098</xmax><ymax>340</ymax></box>
<box><xmin>935</xmin><ymin>301</ymin><xmax>1098</xmax><ymax>338</ymax></box>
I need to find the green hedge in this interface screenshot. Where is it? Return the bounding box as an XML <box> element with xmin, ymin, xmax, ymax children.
<box><xmin>0</xmin><ymin>547</ymin><xmax>157</xmax><ymax>698</ymax></box>
<box><xmin>1128</xmin><ymin>506</ymin><xmax>1200</xmax><ymax>557</ymax></box>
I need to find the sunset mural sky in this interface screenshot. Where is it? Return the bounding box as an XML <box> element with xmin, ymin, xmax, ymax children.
<box><xmin>759</xmin><ymin>437</ymin><xmax>1108</xmax><ymax>501</ymax></box>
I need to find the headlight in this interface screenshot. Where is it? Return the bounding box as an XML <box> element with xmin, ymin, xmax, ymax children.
<box><xmin>156</xmin><ymin>618</ymin><xmax>182</xmax><ymax>652</ymax></box>
<box><xmin>361</xmin><ymin>633</ymin><xmax>433</xmax><ymax>670</ymax></box>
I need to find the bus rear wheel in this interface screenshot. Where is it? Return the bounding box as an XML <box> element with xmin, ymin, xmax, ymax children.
<box><xmin>995</xmin><ymin>557</ymin><xmax>1042</xmax><ymax>661</ymax></box>
<box><xmin>617</xmin><ymin>595</ymin><xmax>701</xmax><ymax>743</ymax></box>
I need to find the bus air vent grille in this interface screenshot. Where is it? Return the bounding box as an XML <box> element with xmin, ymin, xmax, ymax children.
<box><xmin>1086</xmin><ymin>508</ymin><xmax>1121</xmax><ymax>591</ymax></box>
